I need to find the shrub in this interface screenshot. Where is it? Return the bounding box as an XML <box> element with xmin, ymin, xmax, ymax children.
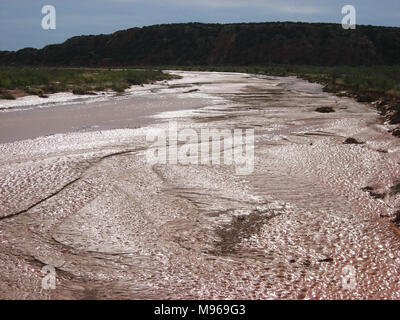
<box><xmin>25</xmin><ymin>87</ymin><xmax>43</xmax><ymax>95</ymax></box>
<box><xmin>357</xmin><ymin>95</ymin><xmax>373</xmax><ymax>103</ymax></box>
<box><xmin>72</xmin><ymin>88</ymin><xmax>87</xmax><ymax>95</ymax></box>
<box><xmin>112</xmin><ymin>85</ymin><xmax>125</xmax><ymax>93</ymax></box>
<box><xmin>0</xmin><ymin>93</ymin><xmax>15</xmax><ymax>100</ymax></box>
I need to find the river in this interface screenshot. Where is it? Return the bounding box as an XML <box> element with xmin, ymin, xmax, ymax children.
<box><xmin>0</xmin><ymin>71</ymin><xmax>400</xmax><ymax>299</ymax></box>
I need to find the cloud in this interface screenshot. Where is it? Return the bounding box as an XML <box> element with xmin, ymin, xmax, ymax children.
<box><xmin>151</xmin><ymin>0</ymin><xmax>323</xmax><ymax>14</ymax></box>
<box><xmin>0</xmin><ymin>0</ymin><xmax>398</xmax><ymax>51</ymax></box>
<box><xmin>104</xmin><ymin>0</ymin><xmax>322</xmax><ymax>14</ymax></box>
<box><xmin>277</xmin><ymin>5</ymin><xmax>321</xmax><ymax>15</ymax></box>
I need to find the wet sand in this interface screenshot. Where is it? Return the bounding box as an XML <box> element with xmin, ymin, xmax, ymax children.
<box><xmin>1</xmin><ymin>71</ymin><xmax>400</xmax><ymax>299</ymax></box>
<box><xmin>0</xmin><ymin>88</ymin><xmax>210</xmax><ymax>144</ymax></box>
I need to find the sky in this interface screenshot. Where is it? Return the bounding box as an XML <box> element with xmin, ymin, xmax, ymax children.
<box><xmin>0</xmin><ymin>0</ymin><xmax>399</xmax><ymax>51</ymax></box>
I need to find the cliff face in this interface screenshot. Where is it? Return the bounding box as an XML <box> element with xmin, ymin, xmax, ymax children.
<box><xmin>1</xmin><ymin>22</ymin><xmax>399</xmax><ymax>66</ymax></box>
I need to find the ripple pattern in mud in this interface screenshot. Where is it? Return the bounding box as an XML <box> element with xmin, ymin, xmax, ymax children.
<box><xmin>1</xmin><ymin>71</ymin><xmax>400</xmax><ymax>299</ymax></box>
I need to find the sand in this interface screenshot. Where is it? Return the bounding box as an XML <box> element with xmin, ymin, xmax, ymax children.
<box><xmin>0</xmin><ymin>71</ymin><xmax>400</xmax><ymax>299</ymax></box>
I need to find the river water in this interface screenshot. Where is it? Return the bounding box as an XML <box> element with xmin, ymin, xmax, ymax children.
<box><xmin>1</xmin><ymin>71</ymin><xmax>400</xmax><ymax>299</ymax></box>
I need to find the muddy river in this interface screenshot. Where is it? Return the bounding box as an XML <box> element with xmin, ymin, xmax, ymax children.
<box><xmin>1</xmin><ymin>71</ymin><xmax>400</xmax><ymax>299</ymax></box>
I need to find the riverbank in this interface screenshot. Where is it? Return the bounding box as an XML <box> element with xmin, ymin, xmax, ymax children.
<box><xmin>0</xmin><ymin>67</ymin><xmax>177</xmax><ymax>100</ymax></box>
<box><xmin>2</xmin><ymin>66</ymin><xmax>399</xmax><ymax>133</ymax></box>
<box><xmin>160</xmin><ymin>65</ymin><xmax>400</xmax><ymax>135</ymax></box>
<box><xmin>1</xmin><ymin>71</ymin><xmax>400</xmax><ymax>299</ymax></box>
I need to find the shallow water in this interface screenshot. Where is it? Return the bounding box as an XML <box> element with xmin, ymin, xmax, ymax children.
<box><xmin>1</xmin><ymin>71</ymin><xmax>400</xmax><ymax>299</ymax></box>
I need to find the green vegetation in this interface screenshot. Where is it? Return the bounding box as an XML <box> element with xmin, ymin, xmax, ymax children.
<box><xmin>24</xmin><ymin>87</ymin><xmax>43</xmax><ymax>95</ymax></box>
<box><xmin>0</xmin><ymin>21</ymin><xmax>399</xmax><ymax>106</ymax></box>
<box><xmin>168</xmin><ymin>65</ymin><xmax>400</xmax><ymax>98</ymax></box>
<box><xmin>2</xmin><ymin>65</ymin><xmax>399</xmax><ymax>125</ymax></box>
<box><xmin>0</xmin><ymin>93</ymin><xmax>15</xmax><ymax>100</ymax></box>
<box><xmin>166</xmin><ymin>64</ymin><xmax>400</xmax><ymax>132</ymax></box>
<box><xmin>0</xmin><ymin>67</ymin><xmax>176</xmax><ymax>98</ymax></box>
<box><xmin>1</xmin><ymin>22</ymin><xmax>399</xmax><ymax>66</ymax></box>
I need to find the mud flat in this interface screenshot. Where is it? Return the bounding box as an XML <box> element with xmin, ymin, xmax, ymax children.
<box><xmin>1</xmin><ymin>71</ymin><xmax>400</xmax><ymax>299</ymax></box>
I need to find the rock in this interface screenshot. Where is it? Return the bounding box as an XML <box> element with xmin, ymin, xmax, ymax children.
<box><xmin>302</xmin><ymin>259</ymin><xmax>311</xmax><ymax>267</ymax></box>
<box><xmin>72</xmin><ymin>88</ymin><xmax>87</xmax><ymax>95</ymax></box>
<box><xmin>315</xmin><ymin>107</ymin><xmax>335</xmax><ymax>113</ymax></box>
<box><xmin>370</xmin><ymin>192</ymin><xmax>385</xmax><ymax>199</ymax></box>
<box><xmin>184</xmin><ymin>89</ymin><xmax>199</xmax><ymax>93</ymax></box>
<box><xmin>357</xmin><ymin>95</ymin><xmax>373</xmax><ymax>103</ymax></box>
<box><xmin>392</xmin><ymin>129</ymin><xmax>400</xmax><ymax>137</ymax></box>
<box><xmin>392</xmin><ymin>211</ymin><xmax>400</xmax><ymax>226</ymax></box>
<box><xmin>33</xmin><ymin>253</ymin><xmax>65</xmax><ymax>268</ymax></box>
<box><xmin>361</xmin><ymin>186</ymin><xmax>374</xmax><ymax>192</ymax></box>
<box><xmin>343</xmin><ymin>137</ymin><xmax>363</xmax><ymax>144</ymax></box>
<box><xmin>361</xmin><ymin>186</ymin><xmax>385</xmax><ymax>199</ymax></box>
<box><xmin>319</xmin><ymin>257</ymin><xmax>333</xmax><ymax>263</ymax></box>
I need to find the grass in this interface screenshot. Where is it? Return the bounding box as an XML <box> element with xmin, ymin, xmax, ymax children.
<box><xmin>0</xmin><ymin>93</ymin><xmax>15</xmax><ymax>100</ymax></box>
<box><xmin>0</xmin><ymin>67</ymin><xmax>177</xmax><ymax>98</ymax></box>
<box><xmin>162</xmin><ymin>65</ymin><xmax>400</xmax><ymax>98</ymax></box>
<box><xmin>2</xmin><ymin>65</ymin><xmax>399</xmax><ymax>101</ymax></box>
<box><xmin>161</xmin><ymin>64</ymin><xmax>400</xmax><ymax>132</ymax></box>
<box><xmin>2</xmin><ymin>65</ymin><xmax>400</xmax><ymax>127</ymax></box>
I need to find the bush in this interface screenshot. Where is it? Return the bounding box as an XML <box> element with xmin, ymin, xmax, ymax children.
<box><xmin>0</xmin><ymin>93</ymin><xmax>15</xmax><ymax>100</ymax></box>
<box><xmin>112</xmin><ymin>85</ymin><xmax>125</xmax><ymax>93</ymax></box>
<box><xmin>25</xmin><ymin>87</ymin><xmax>43</xmax><ymax>95</ymax></box>
<box><xmin>357</xmin><ymin>95</ymin><xmax>373</xmax><ymax>103</ymax></box>
<box><xmin>0</xmin><ymin>67</ymin><xmax>173</xmax><ymax>96</ymax></box>
<box><xmin>94</xmin><ymin>85</ymin><xmax>105</xmax><ymax>91</ymax></box>
<box><xmin>72</xmin><ymin>88</ymin><xmax>87</xmax><ymax>95</ymax></box>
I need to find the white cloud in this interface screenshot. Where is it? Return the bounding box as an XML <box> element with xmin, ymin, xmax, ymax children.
<box><xmin>159</xmin><ymin>0</ymin><xmax>323</xmax><ymax>14</ymax></box>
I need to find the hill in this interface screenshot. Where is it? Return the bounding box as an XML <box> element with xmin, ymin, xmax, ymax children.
<box><xmin>0</xmin><ymin>22</ymin><xmax>399</xmax><ymax>66</ymax></box>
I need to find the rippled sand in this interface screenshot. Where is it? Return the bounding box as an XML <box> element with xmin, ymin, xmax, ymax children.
<box><xmin>1</xmin><ymin>71</ymin><xmax>400</xmax><ymax>299</ymax></box>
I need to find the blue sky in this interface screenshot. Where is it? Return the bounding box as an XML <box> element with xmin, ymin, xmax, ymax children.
<box><xmin>0</xmin><ymin>0</ymin><xmax>399</xmax><ymax>51</ymax></box>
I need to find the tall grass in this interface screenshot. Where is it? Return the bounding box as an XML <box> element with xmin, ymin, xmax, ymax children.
<box><xmin>1</xmin><ymin>65</ymin><xmax>399</xmax><ymax>100</ymax></box>
<box><xmin>164</xmin><ymin>65</ymin><xmax>400</xmax><ymax>97</ymax></box>
<box><xmin>0</xmin><ymin>67</ymin><xmax>175</xmax><ymax>96</ymax></box>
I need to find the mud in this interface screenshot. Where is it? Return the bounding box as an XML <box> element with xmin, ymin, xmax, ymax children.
<box><xmin>1</xmin><ymin>71</ymin><xmax>400</xmax><ymax>299</ymax></box>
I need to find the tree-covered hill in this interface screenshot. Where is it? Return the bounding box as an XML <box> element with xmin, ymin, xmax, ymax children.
<box><xmin>0</xmin><ymin>22</ymin><xmax>399</xmax><ymax>66</ymax></box>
